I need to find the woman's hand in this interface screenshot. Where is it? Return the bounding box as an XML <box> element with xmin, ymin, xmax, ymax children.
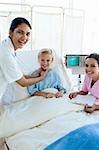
<box><xmin>84</xmin><ymin>104</ymin><xmax>96</xmax><ymax>113</ymax></box>
<box><xmin>69</xmin><ymin>91</ymin><xmax>88</xmax><ymax>99</ymax></box>
<box><xmin>69</xmin><ymin>92</ymin><xmax>78</xmax><ymax>99</ymax></box>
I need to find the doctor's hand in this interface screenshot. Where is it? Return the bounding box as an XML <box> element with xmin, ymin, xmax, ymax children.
<box><xmin>31</xmin><ymin>68</ymin><xmax>42</xmax><ymax>77</ymax></box>
<box><xmin>84</xmin><ymin>104</ymin><xmax>96</xmax><ymax>113</ymax></box>
<box><xmin>40</xmin><ymin>69</ymin><xmax>49</xmax><ymax>79</ymax></box>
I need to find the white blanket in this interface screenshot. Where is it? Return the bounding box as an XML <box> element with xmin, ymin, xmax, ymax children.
<box><xmin>6</xmin><ymin>110</ymin><xmax>99</xmax><ymax>150</ymax></box>
<box><xmin>0</xmin><ymin>94</ymin><xmax>83</xmax><ymax>138</ymax></box>
<box><xmin>70</xmin><ymin>94</ymin><xmax>96</xmax><ymax>106</ymax></box>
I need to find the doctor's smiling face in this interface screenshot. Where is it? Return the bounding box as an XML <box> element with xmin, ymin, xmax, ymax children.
<box><xmin>9</xmin><ymin>23</ymin><xmax>31</xmax><ymax>50</ymax></box>
<box><xmin>9</xmin><ymin>17</ymin><xmax>31</xmax><ymax>50</ymax></box>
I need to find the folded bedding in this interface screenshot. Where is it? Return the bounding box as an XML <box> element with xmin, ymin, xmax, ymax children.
<box><xmin>44</xmin><ymin>123</ymin><xmax>99</xmax><ymax>150</ymax></box>
<box><xmin>0</xmin><ymin>94</ymin><xmax>83</xmax><ymax>138</ymax></box>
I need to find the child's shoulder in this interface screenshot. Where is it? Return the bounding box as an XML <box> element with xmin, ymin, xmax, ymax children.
<box><xmin>49</xmin><ymin>68</ymin><xmax>57</xmax><ymax>74</ymax></box>
<box><xmin>48</xmin><ymin>68</ymin><xmax>59</xmax><ymax>77</ymax></box>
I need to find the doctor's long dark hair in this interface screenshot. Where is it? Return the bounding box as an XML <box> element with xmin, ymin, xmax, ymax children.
<box><xmin>86</xmin><ymin>53</ymin><xmax>99</xmax><ymax>66</ymax></box>
<box><xmin>9</xmin><ymin>17</ymin><xmax>32</xmax><ymax>32</ymax></box>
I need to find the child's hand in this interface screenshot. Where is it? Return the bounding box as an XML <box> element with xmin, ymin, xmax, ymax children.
<box><xmin>84</xmin><ymin>104</ymin><xmax>96</xmax><ymax>113</ymax></box>
<box><xmin>55</xmin><ymin>91</ymin><xmax>64</xmax><ymax>98</ymax></box>
<box><xmin>35</xmin><ymin>68</ymin><xmax>42</xmax><ymax>76</ymax></box>
<box><xmin>45</xmin><ymin>93</ymin><xmax>55</xmax><ymax>98</ymax></box>
<box><xmin>31</xmin><ymin>68</ymin><xmax>42</xmax><ymax>77</ymax></box>
<box><xmin>69</xmin><ymin>92</ymin><xmax>78</xmax><ymax>99</ymax></box>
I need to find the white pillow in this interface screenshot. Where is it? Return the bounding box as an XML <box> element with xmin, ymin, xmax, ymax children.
<box><xmin>54</xmin><ymin>55</ymin><xmax>72</xmax><ymax>91</ymax></box>
<box><xmin>0</xmin><ymin>95</ymin><xmax>83</xmax><ymax>138</ymax></box>
<box><xmin>14</xmin><ymin>50</ymin><xmax>40</xmax><ymax>101</ymax></box>
<box><xmin>16</xmin><ymin>50</ymin><xmax>40</xmax><ymax>75</ymax></box>
<box><xmin>2</xmin><ymin>50</ymin><xmax>40</xmax><ymax>103</ymax></box>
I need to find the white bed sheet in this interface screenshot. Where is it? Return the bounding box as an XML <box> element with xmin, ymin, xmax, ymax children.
<box><xmin>2</xmin><ymin>50</ymin><xmax>99</xmax><ymax>150</ymax></box>
<box><xmin>6</xmin><ymin>106</ymin><xmax>99</xmax><ymax>150</ymax></box>
<box><xmin>0</xmin><ymin>93</ymin><xmax>83</xmax><ymax>138</ymax></box>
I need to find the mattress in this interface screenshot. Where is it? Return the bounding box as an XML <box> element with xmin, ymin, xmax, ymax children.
<box><xmin>1</xmin><ymin>50</ymin><xmax>98</xmax><ymax>150</ymax></box>
<box><xmin>6</xmin><ymin>108</ymin><xmax>99</xmax><ymax>150</ymax></box>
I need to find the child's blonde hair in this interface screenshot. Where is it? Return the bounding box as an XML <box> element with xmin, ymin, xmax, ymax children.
<box><xmin>38</xmin><ymin>48</ymin><xmax>54</xmax><ymax>61</ymax></box>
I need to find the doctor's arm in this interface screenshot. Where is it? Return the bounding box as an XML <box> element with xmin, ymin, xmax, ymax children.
<box><xmin>16</xmin><ymin>70</ymin><xmax>48</xmax><ymax>87</ymax></box>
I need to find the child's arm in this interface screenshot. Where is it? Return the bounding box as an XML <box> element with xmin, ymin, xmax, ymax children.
<box><xmin>32</xmin><ymin>91</ymin><xmax>55</xmax><ymax>98</ymax></box>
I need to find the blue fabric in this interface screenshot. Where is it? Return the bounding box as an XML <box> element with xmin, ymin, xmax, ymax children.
<box><xmin>43</xmin><ymin>123</ymin><xmax>99</xmax><ymax>150</ymax></box>
<box><xmin>27</xmin><ymin>69</ymin><xmax>66</xmax><ymax>95</ymax></box>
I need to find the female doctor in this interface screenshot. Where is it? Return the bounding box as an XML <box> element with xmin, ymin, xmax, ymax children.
<box><xmin>0</xmin><ymin>17</ymin><xmax>48</xmax><ymax>106</ymax></box>
<box><xmin>0</xmin><ymin>17</ymin><xmax>48</xmax><ymax>150</ymax></box>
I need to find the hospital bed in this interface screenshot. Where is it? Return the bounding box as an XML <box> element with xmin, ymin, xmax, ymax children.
<box><xmin>0</xmin><ymin>50</ymin><xmax>99</xmax><ymax>150</ymax></box>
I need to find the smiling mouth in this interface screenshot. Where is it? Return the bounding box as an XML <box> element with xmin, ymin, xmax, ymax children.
<box><xmin>19</xmin><ymin>42</ymin><xmax>25</xmax><ymax>45</ymax></box>
<box><xmin>87</xmin><ymin>72</ymin><xmax>93</xmax><ymax>76</ymax></box>
<box><xmin>19</xmin><ymin>40</ymin><xmax>27</xmax><ymax>45</ymax></box>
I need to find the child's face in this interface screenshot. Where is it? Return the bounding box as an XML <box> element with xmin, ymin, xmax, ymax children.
<box><xmin>85</xmin><ymin>58</ymin><xmax>99</xmax><ymax>79</ymax></box>
<box><xmin>39</xmin><ymin>53</ymin><xmax>53</xmax><ymax>71</ymax></box>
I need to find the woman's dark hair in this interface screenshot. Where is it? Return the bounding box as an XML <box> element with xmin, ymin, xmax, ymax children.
<box><xmin>86</xmin><ymin>53</ymin><xmax>99</xmax><ymax>66</ymax></box>
<box><xmin>9</xmin><ymin>17</ymin><xmax>32</xmax><ymax>32</ymax></box>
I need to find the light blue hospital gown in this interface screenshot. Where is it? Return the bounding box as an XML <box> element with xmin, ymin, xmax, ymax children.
<box><xmin>27</xmin><ymin>69</ymin><xmax>66</xmax><ymax>95</ymax></box>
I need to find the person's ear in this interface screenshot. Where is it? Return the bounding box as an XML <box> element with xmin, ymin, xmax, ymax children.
<box><xmin>52</xmin><ymin>57</ymin><xmax>54</xmax><ymax>62</ymax></box>
<box><xmin>9</xmin><ymin>31</ymin><xmax>13</xmax><ymax>38</ymax></box>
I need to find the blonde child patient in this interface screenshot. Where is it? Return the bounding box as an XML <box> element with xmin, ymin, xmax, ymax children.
<box><xmin>27</xmin><ymin>48</ymin><xmax>66</xmax><ymax>98</ymax></box>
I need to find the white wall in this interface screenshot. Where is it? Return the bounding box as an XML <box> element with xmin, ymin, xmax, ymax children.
<box><xmin>71</xmin><ymin>0</ymin><xmax>99</xmax><ymax>54</ymax></box>
<box><xmin>0</xmin><ymin>0</ymin><xmax>99</xmax><ymax>54</ymax></box>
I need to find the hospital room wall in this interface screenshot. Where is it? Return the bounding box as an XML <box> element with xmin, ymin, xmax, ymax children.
<box><xmin>24</xmin><ymin>0</ymin><xmax>99</xmax><ymax>54</ymax></box>
<box><xmin>0</xmin><ymin>0</ymin><xmax>99</xmax><ymax>54</ymax></box>
<box><xmin>0</xmin><ymin>2</ymin><xmax>85</xmax><ymax>91</ymax></box>
<box><xmin>0</xmin><ymin>4</ymin><xmax>84</xmax><ymax>56</ymax></box>
<box><xmin>70</xmin><ymin>0</ymin><xmax>99</xmax><ymax>54</ymax></box>
<box><xmin>29</xmin><ymin>0</ymin><xmax>99</xmax><ymax>90</ymax></box>
<box><xmin>0</xmin><ymin>3</ymin><xmax>32</xmax><ymax>50</ymax></box>
<box><xmin>0</xmin><ymin>1</ymin><xmax>99</xmax><ymax>90</ymax></box>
